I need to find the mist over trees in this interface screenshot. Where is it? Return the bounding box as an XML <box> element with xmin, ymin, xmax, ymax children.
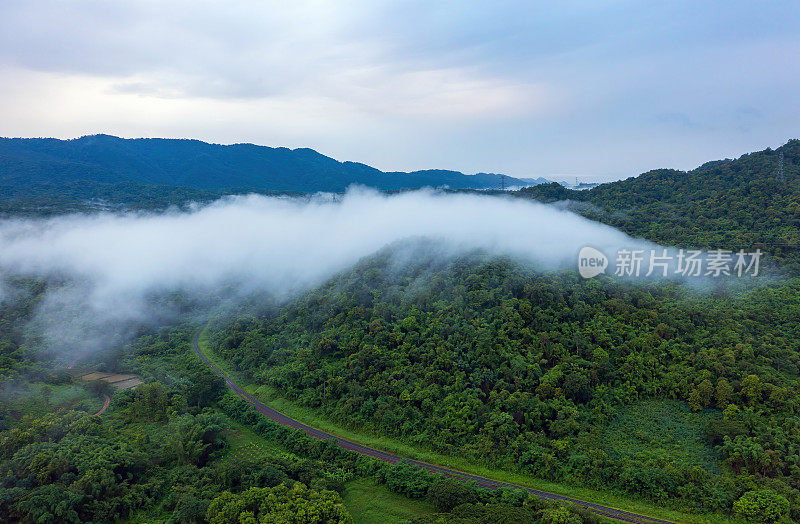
<box><xmin>210</xmin><ymin>251</ymin><xmax>800</xmax><ymax>517</ymax></box>
<box><xmin>519</xmin><ymin>139</ymin><xmax>800</xmax><ymax>272</ymax></box>
<box><xmin>2</xmin><ymin>140</ymin><xmax>800</xmax><ymax>522</ymax></box>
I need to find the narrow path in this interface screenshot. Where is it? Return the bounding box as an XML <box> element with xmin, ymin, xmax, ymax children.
<box><xmin>193</xmin><ymin>327</ymin><xmax>677</xmax><ymax>524</ymax></box>
<box><xmin>93</xmin><ymin>394</ymin><xmax>110</xmax><ymax>416</ymax></box>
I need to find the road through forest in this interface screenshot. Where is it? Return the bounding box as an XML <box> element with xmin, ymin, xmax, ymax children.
<box><xmin>193</xmin><ymin>327</ymin><xmax>677</xmax><ymax>524</ymax></box>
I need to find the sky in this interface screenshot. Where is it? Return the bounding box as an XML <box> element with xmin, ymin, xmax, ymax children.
<box><xmin>0</xmin><ymin>1</ymin><xmax>798</xmax><ymax>182</ymax></box>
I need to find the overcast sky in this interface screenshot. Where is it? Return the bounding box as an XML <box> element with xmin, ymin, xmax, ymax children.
<box><xmin>1</xmin><ymin>1</ymin><xmax>798</xmax><ymax>181</ymax></box>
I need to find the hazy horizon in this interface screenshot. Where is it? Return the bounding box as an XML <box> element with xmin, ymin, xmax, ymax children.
<box><xmin>1</xmin><ymin>132</ymin><xmax>791</xmax><ymax>185</ymax></box>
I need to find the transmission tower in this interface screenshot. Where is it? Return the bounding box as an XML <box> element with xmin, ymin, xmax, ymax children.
<box><xmin>500</xmin><ymin>174</ymin><xmax>506</xmax><ymax>191</ymax></box>
<box><xmin>778</xmin><ymin>151</ymin><xmax>786</xmax><ymax>185</ymax></box>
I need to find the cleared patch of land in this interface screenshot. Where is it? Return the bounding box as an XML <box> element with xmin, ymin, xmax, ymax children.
<box><xmin>80</xmin><ymin>372</ymin><xmax>143</xmax><ymax>389</ymax></box>
<box><xmin>342</xmin><ymin>478</ymin><xmax>437</xmax><ymax>524</ymax></box>
<box><xmin>602</xmin><ymin>399</ymin><xmax>721</xmax><ymax>473</ymax></box>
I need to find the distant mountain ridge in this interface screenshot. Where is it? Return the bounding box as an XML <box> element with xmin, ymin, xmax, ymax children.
<box><xmin>0</xmin><ymin>134</ymin><xmax>538</xmax><ymax>195</ymax></box>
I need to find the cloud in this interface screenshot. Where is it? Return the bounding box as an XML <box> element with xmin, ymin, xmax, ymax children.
<box><xmin>1</xmin><ymin>1</ymin><xmax>799</xmax><ymax>178</ymax></box>
<box><xmin>0</xmin><ymin>189</ymin><xmax>649</xmax><ymax>357</ymax></box>
<box><xmin>0</xmin><ymin>0</ymin><xmax>550</xmax><ymax>119</ymax></box>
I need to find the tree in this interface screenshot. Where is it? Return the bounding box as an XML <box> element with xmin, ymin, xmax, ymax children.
<box><xmin>167</xmin><ymin>413</ymin><xmax>224</xmax><ymax>466</ymax></box>
<box><xmin>182</xmin><ymin>366</ymin><xmax>226</xmax><ymax>408</ymax></box>
<box><xmin>539</xmin><ymin>504</ymin><xmax>582</xmax><ymax>524</ymax></box>
<box><xmin>715</xmin><ymin>377</ymin><xmax>733</xmax><ymax>408</ymax></box>
<box><xmin>384</xmin><ymin>461</ymin><xmax>434</xmax><ymax>499</ymax></box>
<box><xmin>688</xmin><ymin>388</ymin><xmax>703</xmax><ymax>412</ymax></box>
<box><xmin>170</xmin><ymin>494</ymin><xmax>207</xmax><ymax>523</ymax></box>
<box><xmin>688</xmin><ymin>380</ymin><xmax>714</xmax><ymax>411</ymax></box>
<box><xmin>732</xmin><ymin>489</ymin><xmax>789</xmax><ymax>522</ymax></box>
<box><xmin>130</xmin><ymin>382</ymin><xmax>169</xmax><ymax>421</ymax></box>
<box><xmin>206</xmin><ymin>483</ymin><xmax>352</xmax><ymax>524</ymax></box>
<box><xmin>428</xmin><ymin>477</ymin><xmax>476</xmax><ymax>511</ymax></box>
<box><xmin>697</xmin><ymin>379</ymin><xmax>714</xmax><ymax>408</ymax></box>
<box><xmin>740</xmin><ymin>375</ymin><xmax>763</xmax><ymax>406</ymax></box>
<box><xmin>563</xmin><ymin>373</ymin><xmax>591</xmax><ymax>403</ymax></box>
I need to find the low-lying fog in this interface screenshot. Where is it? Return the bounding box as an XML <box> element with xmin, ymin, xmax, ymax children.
<box><xmin>0</xmin><ymin>188</ymin><xmax>649</xmax><ymax>359</ymax></box>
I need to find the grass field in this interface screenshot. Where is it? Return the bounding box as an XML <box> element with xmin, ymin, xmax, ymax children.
<box><xmin>4</xmin><ymin>382</ymin><xmax>105</xmax><ymax>417</ymax></box>
<box><xmin>223</xmin><ymin>419</ymin><xmax>293</xmax><ymax>457</ymax></box>
<box><xmin>196</xmin><ymin>328</ymin><xmax>726</xmax><ymax>524</ymax></box>
<box><xmin>603</xmin><ymin>399</ymin><xmax>722</xmax><ymax>473</ymax></box>
<box><xmin>342</xmin><ymin>478</ymin><xmax>437</xmax><ymax>524</ymax></box>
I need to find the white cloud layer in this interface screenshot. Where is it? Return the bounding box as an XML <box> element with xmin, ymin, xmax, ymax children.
<box><xmin>0</xmin><ymin>189</ymin><xmax>648</xmax><ymax>357</ymax></box>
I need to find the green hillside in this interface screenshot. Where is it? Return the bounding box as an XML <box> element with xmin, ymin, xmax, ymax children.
<box><xmin>208</xmin><ymin>247</ymin><xmax>800</xmax><ymax>519</ymax></box>
<box><xmin>0</xmin><ymin>135</ymin><xmax>530</xmax><ymax>197</ymax></box>
<box><xmin>518</xmin><ymin>140</ymin><xmax>800</xmax><ymax>270</ymax></box>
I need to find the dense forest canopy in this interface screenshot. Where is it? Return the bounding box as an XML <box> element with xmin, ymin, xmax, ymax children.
<box><xmin>3</xmin><ymin>140</ymin><xmax>800</xmax><ymax>523</ymax></box>
<box><xmin>209</xmin><ymin>247</ymin><xmax>800</xmax><ymax>519</ymax></box>
<box><xmin>0</xmin><ymin>289</ymin><xmax>604</xmax><ymax>523</ymax></box>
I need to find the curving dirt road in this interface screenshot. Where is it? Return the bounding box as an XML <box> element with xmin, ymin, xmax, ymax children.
<box><xmin>193</xmin><ymin>327</ymin><xmax>677</xmax><ymax>524</ymax></box>
<box><xmin>93</xmin><ymin>394</ymin><xmax>110</xmax><ymax>416</ymax></box>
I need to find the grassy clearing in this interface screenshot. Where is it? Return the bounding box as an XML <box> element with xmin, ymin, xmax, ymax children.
<box><xmin>223</xmin><ymin>418</ymin><xmax>294</xmax><ymax>459</ymax></box>
<box><xmin>603</xmin><ymin>399</ymin><xmax>721</xmax><ymax>473</ymax></box>
<box><xmin>197</xmin><ymin>327</ymin><xmax>724</xmax><ymax>524</ymax></box>
<box><xmin>4</xmin><ymin>382</ymin><xmax>104</xmax><ymax>417</ymax></box>
<box><xmin>342</xmin><ymin>477</ymin><xmax>437</xmax><ymax>524</ymax></box>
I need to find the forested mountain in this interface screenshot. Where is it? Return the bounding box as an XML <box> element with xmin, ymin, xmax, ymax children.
<box><xmin>0</xmin><ymin>135</ymin><xmax>531</xmax><ymax>197</ymax></box>
<box><xmin>211</xmin><ymin>245</ymin><xmax>800</xmax><ymax>520</ymax></box>
<box><xmin>4</xmin><ymin>141</ymin><xmax>800</xmax><ymax>522</ymax></box>
<box><xmin>518</xmin><ymin>140</ymin><xmax>800</xmax><ymax>270</ymax></box>
<box><xmin>0</xmin><ymin>280</ymin><xmax>606</xmax><ymax>524</ymax></box>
